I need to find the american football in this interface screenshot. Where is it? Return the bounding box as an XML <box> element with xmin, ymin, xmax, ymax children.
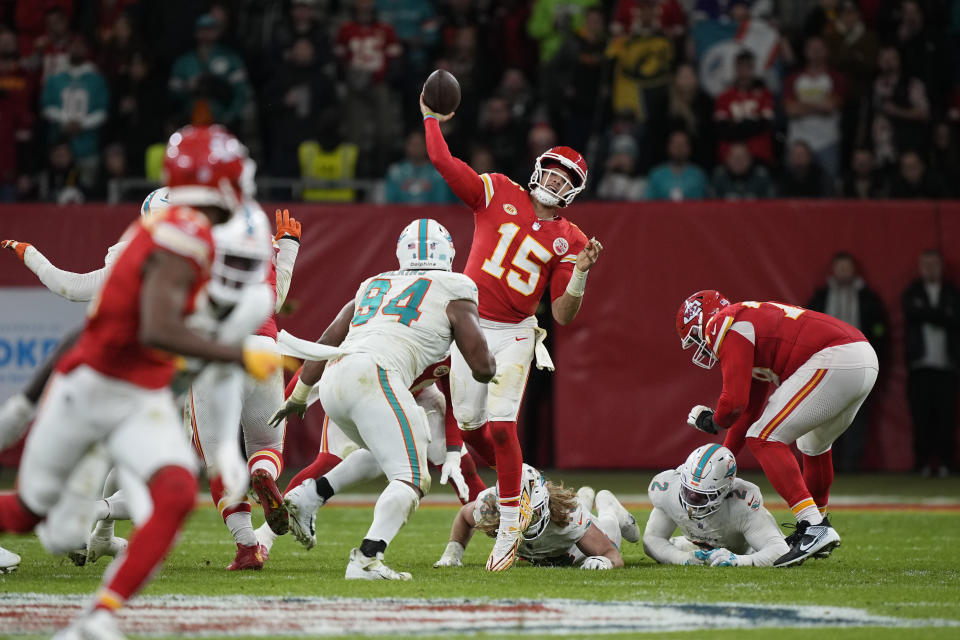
<box><xmin>422</xmin><ymin>69</ymin><xmax>461</xmax><ymax>116</ymax></box>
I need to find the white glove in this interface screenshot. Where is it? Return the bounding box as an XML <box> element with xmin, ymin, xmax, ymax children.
<box><xmin>683</xmin><ymin>551</ymin><xmax>706</xmax><ymax>566</ymax></box>
<box><xmin>215</xmin><ymin>444</ymin><xmax>250</xmax><ymax>505</ymax></box>
<box><xmin>707</xmin><ymin>548</ymin><xmax>738</xmax><ymax>567</ymax></box>
<box><xmin>439</xmin><ymin>449</ymin><xmax>469</xmax><ymax>501</ymax></box>
<box><xmin>687</xmin><ymin>405</ymin><xmax>718</xmax><ymax>434</ymax></box>
<box><xmin>581</xmin><ymin>555</ymin><xmax>614</xmax><ymax>570</ymax></box>
<box><xmin>434</xmin><ymin>541</ymin><xmax>464</xmax><ymax>567</ymax></box>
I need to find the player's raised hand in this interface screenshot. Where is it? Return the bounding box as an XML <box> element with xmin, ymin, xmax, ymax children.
<box><xmin>420</xmin><ymin>92</ymin><xmax>454</xmax><ymax>122</ymax></box>
<box><xmin>268</xmin><ymin>397</ymin><xmax>307</xmax><ymax>428</ymax></box>
<box><xmin>1</xmin><ymin>239</ymin><xmax>32</xmax><ymax>262</ymax></box>
<box><xmin>687</xmin><ymin>405</ymin><xmax>719</xmax><ymax>435</ymax></box>
<box><xmin>274</xmin><ymin>208</ymin><xmax>301</xmax><ymax>243</ymax></box>
<box><xmin>575</xmin><ymin>237</ymin><xmax>603</xmax><ymax>272</ymax></box>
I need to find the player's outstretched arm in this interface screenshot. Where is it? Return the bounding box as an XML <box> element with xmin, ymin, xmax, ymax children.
<box><xmin>421</xmin><ymin>96</ymin><xmax>486</xmax><ymax>210</ymax></box>
<box><xmin>577</xmin><ymin>524</ymin><xmax>624</xmax><ymax>569</ymax></box>
<box><xmin>273</xmin><ymin>208</ymin><xmax>301</xmax><ymax>312</ymax></box>
<box><xmin>447</xmin><ymin>299</ymin><xmax>496</xmax><ymax>383</ymax></box>
<box><xmin>738</xmin><ymin>507</ymin><xmax>790</xmax><ymax>567</ymax></box>
<box><xmin>713</xmin><ymin>333</ymin><xmax>756</xmax><ymax>428</ymax></box>
<box><xmin>551</xmin><ymin>238</ymin><xmax>603</xmax><ymax>326</ymax></box>
<box><xmin>3</xmin><ymin>239</ymin><xmax>109</xmax><ymax>302</ymax></box>
<box><xmin>435</xmin><ymin>502</ymin><xmax>477</xmax><ymax>567</ymax></box>
<box><xmin>642</xmin><ymin>507</ymin><xmax>702</xmax><ymax>565</ymax></box>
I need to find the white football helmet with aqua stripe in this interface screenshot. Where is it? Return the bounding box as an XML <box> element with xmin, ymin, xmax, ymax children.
<box><xmin>678</xmin><ymin>444</ymin><xmax>737</xmax><ymax>520</ymax></box>
<box><xmin>396</xmin><ymin>218</ymin><xmax>455</xmax><ymax>271</ymax></box>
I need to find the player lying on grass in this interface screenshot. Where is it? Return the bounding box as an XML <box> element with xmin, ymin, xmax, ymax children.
<box><xmin>643</xmin><ymin>444</ymin><xmax>789</xmax><ymax>567</ymax></box>
<box><xmin>434</xmin><ymin>464</ymin><xmax>639</xmax><ymax>570</ymax></box>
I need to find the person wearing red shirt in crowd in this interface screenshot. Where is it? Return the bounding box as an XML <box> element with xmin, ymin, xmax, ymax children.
<box><xmin>0</xmin><ymin>28</ymin><xmax>34</xmax><ymax>200</ymax></box>
<box><xmin>421</xmin><ymin>93</ymin><xmax>603</xmax><ymax>572</ymax></box>
<box><xmin>0</xmin><ymin>125</ymin><xmax>281</xmax><ymax>638</ymax></box>
<box><xmin>676</xmin><ymin>291</ymin><xmax>878</xmax><ymax>568</ymax></box>
<box><xmin>714</xmin><ymin>49</ymin><xmax>775</xmax><ymax>166</ymax></box>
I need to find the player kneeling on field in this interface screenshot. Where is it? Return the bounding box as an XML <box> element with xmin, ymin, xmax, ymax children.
<box><xmin>643</xmin><ymin>445</ymin><xmax>789</xmax><ymax>566</ymax></box>
<box><xmin>434</xmin><ymin>464</ymin><xmax>638</xmax><ymax>569</ymax></box>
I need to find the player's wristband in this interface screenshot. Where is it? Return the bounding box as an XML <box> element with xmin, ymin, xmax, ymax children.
<box><xmin>290</xmin><ymin>379</ymin><xmax>312</xmax><ymax>404</ymax></box>
<box><xmin>565</xmin><ymin>267</ymin><xmax>588</xmax><ymax>298</ymax></box>
<box><xmin>423</xmin><ymin>113</ymin><xmax>440</xmax><ymax>121</ymax></box>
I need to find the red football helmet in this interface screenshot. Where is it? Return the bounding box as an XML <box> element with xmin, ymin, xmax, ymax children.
<box><xmin>676</xmin><ymin>290</ymin><xmax>730</xmax><ymax>369</ymax></box>
<box><xmin>163</xmin><ymin>125</ymin><xmax>247</xmax><ymax>212</ymax></box>
<box><xmin>529</xmin><ymin>146</ymin><xmax>588</xmax><ymax>208</ymax></box>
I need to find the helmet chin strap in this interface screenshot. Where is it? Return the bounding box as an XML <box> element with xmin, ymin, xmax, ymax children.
<box><xmin>531</xmin><ymin>186</ymin><xmax>561</xmax><ymax>208</ymax></box>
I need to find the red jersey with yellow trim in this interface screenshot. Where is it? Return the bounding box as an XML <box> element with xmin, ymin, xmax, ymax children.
<box><xmin>423</xmin><ymin>117</ymin><xmax>589</xmax><ymax>324</ymax></box>
<box><xmin>57</xmin><ymin>206</ymin><xmax>215</xmax><ymax>389</ymax></box>
<box><xmin>705</xmin><ymin>301</ymin><xmax>866</xmax><ymax>428</ymax></box>
<box><xmin>256</xmin><ymin>259</ymin><xmax>278</xmax><ymax>339</ymax></box>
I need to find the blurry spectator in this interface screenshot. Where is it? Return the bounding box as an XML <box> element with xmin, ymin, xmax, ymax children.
<box><xmin>435</xmin><ymin>25</ymin><xmax>493</xmax><ymax>152</ymax></box>
<box><xmin>22</xmin><ymin>6</ymin><xmax>72</xmax><ymax>81</ymax></box>
<box><xmin>596</xmin><ymin>136</ymin><xmax>644</xmax><ymax>200</ymax></box>
<box><xmin>468</xmin><ymin>145</ymin><xmax>496</xmax><ymax>174</ymax></box>
<box><xmin>477</xmin><ymin>96</ymin><xmax>526</xmax><ymax>180</ymax></box>
<box><xmin>548</xmin><ymin>6</ymin><xmax>607</xmax><ymax>153</ymax></box>
<box><xmin>13</xmin><ymin>0</ymin><xmax>72</xmax><ymax>56</ymax></box>
<box><xmin>527</xmin><ymin>0</ymin><xmax>599</xmax><ymax>64</ymax></box>
<box><xmin>107</xmin><ymin>49</ymin><xmax>165</xmax><ymax>175</ymax></box>
<box><xmin>611</xmin><ymin>0</ymin><xmax>687</xmax><ymax>46</ymax></box>
<box><xmin>299</xmin><ymin>116</ymin><xmax>360</xmax><ymax>203</ymax></box>
<box><xmin>784</xmin><ymin>36</ymin><xmax>844</xmax><ymax>178</ymax></box>
<box><xmin>777</xmin><ymin>140</ymin><xmax>830</xmax><ymax>197</ymax></box>
<box><xmin>375</xmin><ymin>0</ymin><xmax>440</xmax><ymax>126</ymax></box>
<box><xmin>38</xmin><ymin>138</ymin><xmax>85</xmax><ymax>204</ymax></box>
<box><xmin>270</xmin><ymin>0</ymin><xmax>336</xmax><ymax>70</ymax></box>
<box><xmin>645</xmin><ymin>130</ymin><xmax>708</xmax><ymax>201</ymax></box>
<box><xmin>605</xmin><ymin>1</ymin><xmax>674</xmax><ymax>144</ymax></box>
<box><xmin>661</xmin><ymin>63</ymin><xmax>714</xmax><ymax>171</ymax></box>
<box><xmin>526</xmin><ymin>124</ymin><xmax>558</xmax><ymax>166</ymax></box>
<box><xmin>96</xmin><ymin>10</ymin><xmax>137</xmax><ymax>82</ymax></box>
<box><xmin>168</xmin><ymin>14</ymin><xmax>251</xmax><ymax>129</ymax></box>
<box><xmin>336</xmin><ymin>0</ymin><xmax>403</xmax><ymax>176</ymax></box>
<box><xmin>713</xmin><ymin>49</ymin><xmax>774</xmax><ymax>167</ymax></box>
<box><xmin>76</xmin><ymin>0</ymin><xmax>139</xmax><ymax>51</ymax></box>
<box><xmin>869</xmin><ymin>46</ymin><xmax>929</xmax><ymax>158</ymax></box>
<box><xmin>929</xmin><ymin>121</ymin><xmax>960</xmax><ymax>195</ymax></box>
<box><xmin>889</xmin><ymin>151</ymin><xmax>945</xmax><ymax>199</ymax></box>
<box><xmin>711</xmin><ymin>143</ymin><xmax>774</xmax><ymax>199</ymax></box>
<box><xmin>801</xmin><ymin>0</ymin><xmax>841</xmax><ymax>41</ymax></box>
<box><xmin>41</xmin><ymin>35</ymin><xmax>109</xmax><ymax>190</ymax></box>
<box><xmin>840</xmin><ymin>147</ymin><xmax>889</xmax><ymax>198</ymax></box>
<box><xmin>902</xmin><ymin>249</ymin><xmax>960</xmax><ymax>477</ymax></box>
<box><xmin>807</xmin><ymin>251</ymin><xmax>888</xmax><ymax>472</ymax></box>
<box><xmin>497</xmin><ymin>68</ymin><xmax>536</xmax><ymax>132</ymax></box>
<box><xmin>894</xmin><ymin>0</ymin><xmax>947</xmax><ymax>106</ymax></box>
<box><xmin>93</xmin><ymin>141</ymin><xmax>129</xmax><ymax>200</ymax></box>
<box><xmin>384</xmin><ymin>131</ymin><xmax>456</xmax><ymax>204</ymax></box>
<box><xmin>0</xmin><ymin>27</ymin><xmax>34</xmax><ymax>201</ymax></box>
<box><xmin>265</xmin><ymin>37</ymin><xmax>336</xmax><ymax>178</ymax></box>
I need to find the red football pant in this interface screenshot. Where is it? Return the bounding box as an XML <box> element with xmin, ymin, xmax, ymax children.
<box><xmin>0</xmin><ymin>492</ymin><xmax>42</xmax><ymax>533</ymax></box>
<box><xmin>746</xmin><ymin>437</ymin><xmax>813</xmax><ymax>511</ymax></box>
<box><xmin>489</xmin><ymin>421</ymin><xmax>522</xmax><ymax>506</ymax></box>
<box><xmin>802</xmin><ymin>450</ymin><xmax>834</xmax><ymax>511</ymax></box>
<box><xmin>285</xmin><ymin>452</ymin><xmax>341</xmax><ymax>495</ymax></box>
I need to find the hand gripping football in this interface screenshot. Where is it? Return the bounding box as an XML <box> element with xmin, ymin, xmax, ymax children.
<box><xmin>422</xmin><ymin>69</ymin><xmax>461</xmax><ymax>115</ymax></box>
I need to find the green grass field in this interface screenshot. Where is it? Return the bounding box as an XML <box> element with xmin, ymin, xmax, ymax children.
<box><xmin>2</xmin><ymin>471</ymin><xmax>959</xmax><ymax>639</ymax></box>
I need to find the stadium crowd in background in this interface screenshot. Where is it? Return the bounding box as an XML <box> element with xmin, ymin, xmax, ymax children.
<box><xmin>0</xmin><ymin>0</ymin><xmax>958</xmax><ymax>203</ymax></box>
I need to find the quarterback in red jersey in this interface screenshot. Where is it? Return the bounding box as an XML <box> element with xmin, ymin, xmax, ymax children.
<box><xmin>421</xmin><ymin>94</ymin><xmax>603</xmax><ymax>572</ymax></box>
<box><xmin>0</xmin><ymin>126</ymin><xmax>282</xmax><ymax>639</ymax></box>
<box><xmin>677</xmin><ymin>291</ymin><xmax>878</xmax><ymax>567</ymax></box>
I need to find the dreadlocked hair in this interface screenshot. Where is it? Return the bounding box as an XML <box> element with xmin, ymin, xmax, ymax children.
<box><xmin>475</xmin><ymin>481</ymin><xmax>582</xmax><ymax>538</ymax></box>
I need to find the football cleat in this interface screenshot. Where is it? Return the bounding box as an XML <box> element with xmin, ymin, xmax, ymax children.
<box><xmin>595</xmin><ymin>489</ymin><xmax>640</xmax><ymax>544</ymax></box>
<box><xmin>53</xmin><ymin>609</ymin><xmax>126</xmax><ymax>640</ymax></box>
<box><xmin>251</xmin><ymin>469</ymin><xmax>289</xmax><ymax>535</ymax></box>
<box><xmin>576</xmin><ymin>486</ymin><xmax>596</xmax><ymax>513</ymax></box>
<box><xmin>774</xmin><ymin>517</ymin><xmax>841</xmax><ymax>567</ymax></box>
<box><xmin>0</xmin><ymin>545</ymin><xmax>20</xmax><ymax>573</ymax></box>
<box><xmin>486</xmin><ymin>525</ymin><xmax>521</xmax><ymax>572</ymax></box>
<box><xmin>226</xmin><ymin>543</ymin><xmax>267</xmax><ymax>571</ymax></box>
<box><xmin>87</xmin><ymin>535</ymin><xmax>128</xmax><ymax>565</ymax></box>
<box><xmin>284</xmin><ymin>479</ymin><xmax>322</xmax><ymax>550</ymax></box>
<box><xmin>345</xmin><ymin>547</ymin><xmax>411</xmax><ymax>581</ymax></box>
<box><xmin>254</xmin><ymin>522</ymin><xmax>279</xmax><ymax>554</ymax></box>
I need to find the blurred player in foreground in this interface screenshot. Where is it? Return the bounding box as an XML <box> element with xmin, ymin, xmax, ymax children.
<box><xmin>0</xmin><ymin>125</ymin><xmax>281</xmax><ymax>639</ymax></box>
<box><xmin>676</xmin><ymin>291</ymin><xmax>878</xmax><ymax>566</ymax></box>
<box><xmin>273</xmin><ymin>218</ymin><xmax>496</xmax><ymax>579</ymax></box>
<box><xmin>434</xmin><ymin>464</ymin><xmax>638</xmax><ymax>570</ymax></box>
<box><xmin>421</xmin><ymin>93</ymin><xmax>603</xmax><ymax>572</ymax></box>
<box><xmin>644</xmin><ymin>445</ymin><xmax>789</xmax><ymax>566</ymax></box>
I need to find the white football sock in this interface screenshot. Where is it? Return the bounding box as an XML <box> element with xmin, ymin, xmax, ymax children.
<box><xmin>0</xmin><ymin>392</ymin><xmax>35</xmax><ymax>449</ymax></box>
<box><xmin>102</xmin><ymin>468</ymin><xmax>120</xmax><ymax>497</ymax></box>
<box><xmin>364</xmin><ymin>480</ymin><xmax>419</xmax><ymax>546</ymax></box>
<box><xmin>102</xmin><ymin>491</ymin><xmax>129</xmax><ymax>521</ymax></box>
<box><xmin>595</xmin><ymin>513</ymin><xmax>622</xmax><ymax>549</ymax></box>
<box><xmin>498</xmin><ymin>504</ymin><xmax>519</xmax><ymax>531</ymax></box>
<box><xmin>93</xmin><ymin>518</ymin><xmax>115</xmax><ymax>539</ymax></box>
<box><xmin>794</xmin><ymin>503</ymin><xmax>823</xmax><ymax>526</ymax></box>
<box><xmin>254</xmin><ymin>522</ymin><xmax>278</xmax><ymax>552</ymax></box>
<box><xmin>225</xmin><ymin>511</ymin><xmax>257</xmax><ymax>546</ymax></box>
<box><xmin>327</xmin><ymin>449</ymin><xmax>382</xmax><ymax>493</ymax></box>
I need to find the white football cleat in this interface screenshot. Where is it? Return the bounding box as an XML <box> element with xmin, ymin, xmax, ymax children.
<box><xmin>87</xmin><ymin>535</ymin><xmax>128</xmax><ymax>565</ymax></box>
<box><xmin>284</xmin><ymin>479</ymin><xmax>322</xmax><ymax>550</ymax></box>
<box><xmin>576</xmin><ymin>486</ymin><xmax>596</xmax><ymax>512</ymax></box>
<box><xmin>254</xmin><ymin>522</ymin><xmax>279</xmax><ymax>554</ymax></box>
<box><xmin>0</xmin><ymin>545</ymin><xmax>20</xmax><ymax>573</ymax></box>
<box><xmin>53</xmin><ymin>609</ymin><xmax>126</xmax><ymax>640</ymax></box>
<box><xmin>345</xmin><ymin>548</ymin><xmax>411</xmax><ymax>580</ymax></box>
<box><xmin>596</xmin><ymin>490</ymin><xmax>640</xmax><ymax>544</ymax></box>
<box><xmin>486</xmin><ymin>524</ymin><xmax>521</xmax><ymax>572</ymax></box>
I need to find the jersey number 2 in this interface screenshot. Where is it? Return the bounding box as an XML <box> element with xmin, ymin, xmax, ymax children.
<box><xmin>480</xmin><ymin>222</ymin><xmax>553</xmax><ymax>296</ymax></box>
<box><xmin>352</xmin><ymin>278</ymin><xmax>430</xmax><ymax>327</ymax></box>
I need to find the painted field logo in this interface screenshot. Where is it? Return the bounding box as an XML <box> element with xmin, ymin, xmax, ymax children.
<box><xmin>553</xmin><ymin>238</ymin><xmax>568</xmax><ymax>256</ymax></box>
<box><xmin>2</xmin><ymin>595</ymin><xmax>956</xmax><ymax>637</ymax></box>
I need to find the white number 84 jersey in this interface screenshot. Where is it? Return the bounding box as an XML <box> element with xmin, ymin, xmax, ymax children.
<box><xmin>341</xmin><ymin>269</ymin><xmax>479</xmax><ymax>386</ymax></box>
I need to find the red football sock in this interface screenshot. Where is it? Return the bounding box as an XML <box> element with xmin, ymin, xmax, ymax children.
<box><xmin>459</xmin><ymin>451</ymin><xmax>486</xmax><ymax>502</ymax></box>
<box><xmin>94</xmin><ymin>466</ymin><xmax>196</xmax><ymax>612</ymax></box>
<box><xmin>802</xmin><ymin>450</ymin><xmax>834</xmax><ymax>512</ymax></box>
<box><xmin>0</xmin><ymin>492</ymin><xmax>42</xmax><ymax>533</ymax></box>
<box><xmin>489</xmin><ymin>421</ymin><xmax>522</xmax><ymax>507</ymax></box>
<box><xmin>284</xmin><ymin>452</ymin><xmax>341</xmax><ymax>495</ymax></box>
<box><xmin>461</xmin><ymin>425</ymin><xmax>497</xmax><ymax>468</ymax></box>
<box><xmin>747</xmin><ymin>437</ymin><xmax>813</xmax><ymax>512</ymax></box>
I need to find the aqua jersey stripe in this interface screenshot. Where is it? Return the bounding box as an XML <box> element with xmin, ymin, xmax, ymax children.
<box><xmin>694</xmin><ymin>444</ymin><xmax>722</xmax><ymax>482</ymax></box>
<box><xmin>377</xmin><ymin>366</ymin><xmax>420</xmax><ymax>487</ymax></box>
<box><xmin>418</xmin><ymin>219</ymin><xmax>427</xmax><ymax>260</ymax></box>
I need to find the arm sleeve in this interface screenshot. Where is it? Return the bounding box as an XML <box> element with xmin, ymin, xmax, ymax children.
<box><xmin>722</xmin><ymin>380</ymin><xmax>768</xmax><ymax>455</ymax></box>
<box><xmin>642</xmin><ymin>507</ymin><xmax>692</xmax><ymax>565</ymax></box>
<box><xmin>22</xmin><ymin>245</ymin><xmax>109</xmax><ymax>302</ymax></box>
<box><xmin>423</xmin><ymin>117</ymin><xmax>486</xmax><ymax>209</ymax></box>
<box><xmin>548</xmin><ymin>231</ymin><xmax>588</xmax><ymax>300</ymax></box>
<box><xmin>713</xmin><ymin>330</ymin><xmax>756</xmax><ymax>429</ymax></box>
<box><xmin>274</xmin><ymin>238</ymin><xmax>300</xmax><ymax>312</ymax></box>
<box><xmin>737</xmin><ymin>506</ymin><xmax>789</xmax><ymax>567</ymax></box>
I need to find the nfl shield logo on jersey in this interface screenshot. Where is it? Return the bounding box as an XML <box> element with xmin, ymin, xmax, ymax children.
<box><xmin>552</xmin><ymin>238</ymin><xmax>569</xmax><ymax>256</ymax></box>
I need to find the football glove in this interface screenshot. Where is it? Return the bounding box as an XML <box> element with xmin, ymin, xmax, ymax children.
<box><xmin>434</xmin><ymin>541</ymin><xmax>464</xmax><ymax>567</ymax></box>
<box><xmin>687</xmin><ymin>405</ymin><xmax>719</xmax><ymax>435</ymax></box>
<box><xmin>708</xmin><ymin>548</ymin><xmax>738</xmax><ymax>567</ymax></box>
<box><xmin>683</xmin><ymin>552</ymin><xmax>705</xmax><ymax>566</ymax></box>
<box><xmin>581</xmin><ymin>555</ymin><xmax>614</xmax><ymax>570</ymax></box>
<box><xmin>242</xmin><ymin>338</ymin><xmax>281</xmax><ymax>382</ymax></box>
<box><xmin>274</xmin><ymin>208</ymin><xmax>301</xmax><ymax>243</ymax></box>
<box><xmin>268</xmin><ymin>398</ymin><xmax>307</xmax><ymax>428</ymax></box>
<box><xmin>1</xmin><ymin>239</ymin><xmax>31</xmax><ymax>261</ymax></box>
<box><xmin>439</xmin><ymin>449</ymin><xmax>470</xmax><ymax>501</ymax></box>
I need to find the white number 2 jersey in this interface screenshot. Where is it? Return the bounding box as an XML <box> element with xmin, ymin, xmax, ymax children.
<box><xmin>341</xmin><ymin>269</ymin><xmax>479</xmax><ymax>386</ymax></box>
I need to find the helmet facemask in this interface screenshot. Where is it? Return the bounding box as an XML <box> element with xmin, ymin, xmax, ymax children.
<box><xmin>528</xmin><ymin>152</ymin><xmax>587</xmax><ymax>208</ymax></box>
<box><xmin>681</xmin><ymin>322</ymin><xmax>719</xmax><ymax>370</ymax></box>
<box><xmin>678</xmin><ymin>445</ymin><xmax>737</xmax><ymax>520</ymax></box>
